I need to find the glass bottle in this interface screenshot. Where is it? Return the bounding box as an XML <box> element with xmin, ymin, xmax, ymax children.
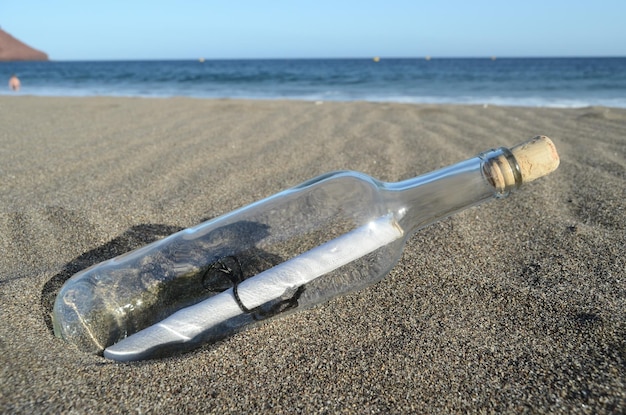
<box><xmin>52</xmin><ymin>136</ymin><xmax>559</xmax><ymax>361</ymax></box>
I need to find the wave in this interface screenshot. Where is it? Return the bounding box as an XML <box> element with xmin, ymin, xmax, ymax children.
<box><xmin>3</xmin><ymin>87</ymin><xmax>625</xmax><ymax>108</ymax></box>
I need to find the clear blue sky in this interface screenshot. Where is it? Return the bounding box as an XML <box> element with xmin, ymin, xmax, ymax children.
<box><xmin>2</xmin><ymin>0</ymin><xmax>625</xmax><ymax>60</ymax></box>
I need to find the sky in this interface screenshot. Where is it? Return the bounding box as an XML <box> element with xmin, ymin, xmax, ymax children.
<box><xmin>1</xmin><ymin>1</ymin><xmax>625</xmax><ymax>60</ymax></box>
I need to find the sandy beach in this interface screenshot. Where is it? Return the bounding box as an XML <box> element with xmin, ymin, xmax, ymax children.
<box><xmin>1</xmin><ymin>96</ymin><xmax>624</xmax><ymax>413</ymax></box>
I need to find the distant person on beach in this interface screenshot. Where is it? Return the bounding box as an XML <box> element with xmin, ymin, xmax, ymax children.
<box><xmin>9</xmin><ymin>74</ymin><xmax>21</xmax><ymax>91</ymax></box>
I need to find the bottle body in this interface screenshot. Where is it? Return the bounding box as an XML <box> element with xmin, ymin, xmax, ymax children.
<box><xmin>53</xmin><ymin>171</ymin><xmax>406</xmax><ymax>355</ymax></box>
<box><xmin>52</xmin><ymin>138</ymin><xmax>558</xmax><ymax>360</ymax></box>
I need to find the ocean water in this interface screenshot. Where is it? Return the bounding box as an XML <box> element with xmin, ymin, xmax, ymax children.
<box><xmin>1</xmin><ymin>57</ymin><xmax>625</xmax><ymax>108</ymax></box>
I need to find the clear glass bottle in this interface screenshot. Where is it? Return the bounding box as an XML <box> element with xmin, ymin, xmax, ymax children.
<box><xmin>52</xmin><ymin>136</ymin><xmax>559</xmax><ymax>361</ymax></box>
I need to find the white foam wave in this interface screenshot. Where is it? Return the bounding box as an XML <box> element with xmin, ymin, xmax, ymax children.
<box><xmin>2</xmin><ymin>88</ymin><xmax>625</xmax><ymax>109</ymax></box>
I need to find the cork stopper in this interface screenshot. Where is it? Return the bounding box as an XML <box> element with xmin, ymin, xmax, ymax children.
<box><xmin>510</xmin><ymin>136</ymin><xmax>560</xmax><ymax>183</ymax></box>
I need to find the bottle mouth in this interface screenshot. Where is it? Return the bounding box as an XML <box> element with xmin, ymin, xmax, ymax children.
<box><xmin>52</xmin><ymin>280</ymin><xmax>120</xmax><ymax>355</ymax></box>
<box><xmin>480</xmin><ymin>147</ymin><xmax>523</xmax><ymax>197</ymax></box>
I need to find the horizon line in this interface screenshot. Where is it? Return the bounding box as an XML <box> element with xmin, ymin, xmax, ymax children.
<box><xmin>7</xmin><ymin>55</ymin><xmax>626</xmax><ymax>63</ymax></box>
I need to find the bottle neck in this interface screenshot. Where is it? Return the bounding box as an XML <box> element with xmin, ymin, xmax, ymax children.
<box><xmin>383</xmin><ymin>148</ymin><xmax>522</xmax><ymax>235</ymax></box>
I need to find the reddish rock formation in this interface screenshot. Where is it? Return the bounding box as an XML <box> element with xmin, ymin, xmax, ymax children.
<box><xmin>0</xmin><ymin>28</ymin><xmax>48</xmax><ymax>61</ymax></box>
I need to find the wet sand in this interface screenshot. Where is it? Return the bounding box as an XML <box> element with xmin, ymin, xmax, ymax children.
<box><xmin>0</xmin><ymin>96</ymin><xmax>624</xmax><ymax>413</ymax></box>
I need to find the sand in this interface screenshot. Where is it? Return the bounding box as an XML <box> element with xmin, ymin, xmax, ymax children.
<box><xmin>0</xmin><ymin>96</ymin><xmax>624</xmax><ymax>413</ymax></box>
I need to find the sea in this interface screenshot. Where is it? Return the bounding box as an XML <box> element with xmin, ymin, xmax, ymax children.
<box><xmin>1</xmin><ymin>57</ymin><xmax>625</xmax><ymax>108</ymax></box>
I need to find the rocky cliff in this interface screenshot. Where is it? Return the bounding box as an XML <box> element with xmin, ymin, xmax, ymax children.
<box><xmin>0</xmin><ymin>28</ymin><xmax>49</xmax><ymax>61</ymax></box>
